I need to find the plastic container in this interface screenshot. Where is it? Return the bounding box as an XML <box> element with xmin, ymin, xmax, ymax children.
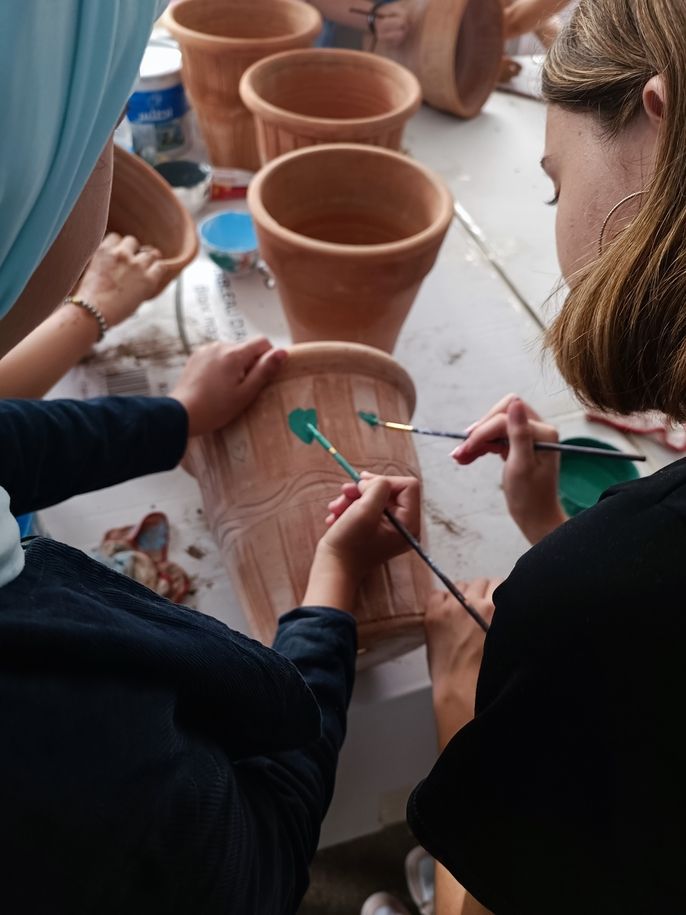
<box><xmin>559</xmin><ymin>436</ymin><xmax>641</xmax><ymax>516</ymax></box>
<box><xmin>154</xmin><ymin>160</ymin><xmax>213</xmax><ymax>214</ymax></box>
<box><xmin>127</xmin><ymin>44</ymin><xmax>192</xmax><ymax>165</ymax></box>
<box><xmin>199</xmin><ymin>211</ymin><xmax>260</xmax><ymax>276</ymax></box>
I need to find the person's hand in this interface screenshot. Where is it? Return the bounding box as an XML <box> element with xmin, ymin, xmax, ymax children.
<box><xmin>171</xmin><ymin>338</ymin><xmax>287</xmax><ymax>437</ymax></box>
<box><xmin>303</xmin><ymin>474</ymin><xmax>421</xmax><ymax>612</ymax></box>
<box><xmin>452</xmin><ymin>394</ymin><xmax>567</xmax><ymax>545</ymax></box>
<box><xmin>374</xmin><ymin>1</ymin><xmax>410</xmax><ymax>47</ymax></box>
<box><xmin>321</xmin><ymin>472</ymin><xmax>420</xmax><ymax>576</ymax></box>
<box><xmin>425</xmin><ymin>579</ymin><xmax>499</xmax><ymax>748</ymax></box>
<box><xmin>73</xmin><ymin>233</ymin><xmax>167</xmax><ymax>327</ymax></box>
<box><xmin>503</xmin><ymin>0</ymin><xmax>567</xmax><ymax>41</ymax></box>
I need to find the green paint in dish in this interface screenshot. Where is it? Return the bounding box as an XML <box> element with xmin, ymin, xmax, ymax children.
<box><xmin>559</xmin><ymin>436</ymin><xmax>640</xmax><ymax>516</ymax></box>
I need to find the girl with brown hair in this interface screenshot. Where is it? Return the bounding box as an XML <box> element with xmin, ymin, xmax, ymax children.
<box><xmin>405</xmin><ymin>1</ymin><xmax>686</xmax><ymax>911</ymax></box>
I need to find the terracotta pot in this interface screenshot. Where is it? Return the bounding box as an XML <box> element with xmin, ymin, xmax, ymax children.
<box><xmin>185</xmin><ymin>342</ymin><xmax>431</xmax><ymax>668</ymax></box>
<box><xmin>248</xmin><ymin>143</ymin><xmax>453</xmax><ymax>352</ymax></box>
<box><xmin>239</xmin><ymin>49</ymin><xmax>422</xmax><ymax>164</ymax></box>
<box><xmin>374</xmin><ymin>0</ymin><xmax>503</xmax><ymax>118</ymax></box>
<box><xmin>165</xmin><ymin>0</ymin><xmax>322</xmax><ymax>171</ymax></box>
<box><xmin>108</xmin><ymin>146</ymin><xmax>198</xmax><ymax>295</ymax></box>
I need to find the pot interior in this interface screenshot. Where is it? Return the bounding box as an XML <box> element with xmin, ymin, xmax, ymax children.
<box><xmin>259</xmin><ymin>148</ymin><xmax>447</xmax><ymax>245</ymax></box>
<box><xmin>172</xmin><ymin>0</ymin><xmax>317</xmax><ymax>41</ymax></box>
<box><xmin>252</xmin><ymin>55</ymin><xmax>410</xmax><ymax>120</ymax></box>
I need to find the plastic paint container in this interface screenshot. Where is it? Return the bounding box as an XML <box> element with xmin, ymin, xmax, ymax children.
<box><xmin>199</xmin><ymin>211</ymin><xmax>260</xmax><ymax>277</ymax></box>
<box><xmin>155</xmin><ymin>160</ymin><xmax>212</xmax><ymax>215</ymax></box>
<box><xmin>127</xmin><ymin>45</ymin><xmax>191</xmax><ymax>165</ymax></box>
<box><xmin>558</xmin><ymin>436</ymin><xmax>640</xmax><ymax>516</ymax></box>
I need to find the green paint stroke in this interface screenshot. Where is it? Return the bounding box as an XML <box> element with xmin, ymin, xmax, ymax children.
<box><xmin>287</xmin><ymin>407</ymin><xmax>362</xmax><ymax>483</ymax></box>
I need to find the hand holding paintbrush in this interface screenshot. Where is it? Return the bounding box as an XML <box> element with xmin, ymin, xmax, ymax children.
<box><xmin>455</xmin><ymin>396</ymin><xmax>571</xmax><ymax>545</ymax></box>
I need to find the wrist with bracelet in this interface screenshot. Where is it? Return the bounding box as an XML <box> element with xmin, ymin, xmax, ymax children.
<box><xmin>63</xmin><ymin>296</ymin><xmax>109</xmax><ymax>342</ymax></box>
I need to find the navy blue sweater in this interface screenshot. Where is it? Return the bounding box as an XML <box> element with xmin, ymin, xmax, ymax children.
<box><xmin>0</xmin><ymin>397</ymin><xmax>356</xmax><ymax>914</ymax></box>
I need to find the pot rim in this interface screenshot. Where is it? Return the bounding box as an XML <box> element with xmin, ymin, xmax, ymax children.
<box><xmin>164</xmin><ymin>0</ymin><xmax>322</xmax><ymax>52</ymax></box>
<box><xmin>248</xmin><ymin>143</ymin><xmax>453</xmax><ymax>258</ymax></box>
<box><xmin>279</xmin><ymin>342</ymin><xmax>417</xmax><ymax>415</ymax></box>
<box><xmin>239</xmin><ymin>49</ymin><xmax>422</xmax><ymax>131</ymax></box>
<box><xmin>111</xmin><ymin>146</ymin><xmax>199</xmax><ymax>272</ymax></box>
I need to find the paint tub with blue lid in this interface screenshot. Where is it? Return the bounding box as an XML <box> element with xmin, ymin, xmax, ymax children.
<box><xmin>127</xmin><ymin>45</ymin><xmax>191</xmax><ymax>165</ymax></box>
<box><xmin>199</xmin><ymin>211</ymin><xmax>260</xmax><ymax>277</ymax></box>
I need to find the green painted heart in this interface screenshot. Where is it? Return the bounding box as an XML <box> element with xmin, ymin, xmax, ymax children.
<box><xmin>288</xmin><ymin>408</ymin><xmax>318</xmax><ymax>444</ymax></box>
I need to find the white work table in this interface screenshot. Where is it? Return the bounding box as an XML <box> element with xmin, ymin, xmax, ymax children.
<box><xmin>43</xmin><ymin>89</ymin><xmax>665</xmax><ymax>847</ymax></box>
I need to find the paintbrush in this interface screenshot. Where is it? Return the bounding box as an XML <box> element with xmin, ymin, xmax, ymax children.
<box><xmin>288</xmin><ymin>408</ymin><xmax>490</xmax><ymax>633</ymax></box>
<box><xmin>359</xmin><ymin>411</ymin><xmax>647</xmax><ymax>462</ymax></box>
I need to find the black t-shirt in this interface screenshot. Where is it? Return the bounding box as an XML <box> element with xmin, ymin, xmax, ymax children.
<box><xmin>409</xmin><ymin>458</ymin><xmax>686</xmax><ymax>914</ymax></box>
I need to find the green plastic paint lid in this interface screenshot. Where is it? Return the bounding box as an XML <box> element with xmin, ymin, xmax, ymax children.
<box><xmin>558</xmin><ymin>436</ymin><xmax>640</xmax><ymax>517</ymax></box>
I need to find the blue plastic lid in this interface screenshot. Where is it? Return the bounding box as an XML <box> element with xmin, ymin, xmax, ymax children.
<box><xmin>200</xmin><ymin>211</ymin><xmax>257</xmax><ymax>253</ymax></box>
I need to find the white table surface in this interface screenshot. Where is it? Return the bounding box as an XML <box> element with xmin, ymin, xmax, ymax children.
<box><xmin>42</xmin><ymin>87</ymin><xmax>670</xmax><ymax>847</ymax></box>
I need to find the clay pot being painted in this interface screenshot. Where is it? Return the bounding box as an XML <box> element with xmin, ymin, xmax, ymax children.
<box><xmin>248</xmin><ymin>144</ymin><xmax>453</xmax><ymax>353</ymax></box>
<box><xmin>239</xmin><ymin>49</ymin><xmax>421</xmax><ymax>164</ymax></box>
<box><xmin>185</xmin><ymin>342</ymin><xmax>432</xmax><ymax>668</ymax></box>
<box><xmin>373</xmin><ymin>0</ymin><xmax>503</xmax><ymax>118</ymax></box>
<box><xmin>165</xmin><ymin>0</ymin><xmax>322</xmax><ymax>171</ymax></box>
<box><xmin>108</xmin><ymin>146</ymin><xmax>198</xmax><ymax>295</ymax></box>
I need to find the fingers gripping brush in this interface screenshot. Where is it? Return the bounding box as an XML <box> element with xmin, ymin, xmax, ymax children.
<box><xmin>288</xmin><ymin>408</ymin><xmax>491</xmax><ymax>633</ymax></box>
<box><xmin>358</xmin><ymin>411</ymin><xmax>646</xmax><ymax>462</ymax></box>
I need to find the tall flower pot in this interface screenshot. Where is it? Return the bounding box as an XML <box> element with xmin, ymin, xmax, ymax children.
<box><xmin>165</xmin><ymin>0</ymin><xmax>322</xmax><ymax>171</ymax></box>
<box><xmin>185</xmin><ymin>342</ymin><xmax>432</xmax><ymax>668</ymax></box>
<box><xmin>374</xmin><ymin>0</ymin><xmax>504</xmax><ymax>119</ymax></box>
<box><xmin>108</xmin><ymin>146</ymin><xmax>198</xmax><ymax>296</ymax></box>
<box><xmin>239</xmin><ymin>48</ymin><xmax>421</xmax><ymax>164</ymax></box>
<box><xmin>248</xmin><ymin>144</ymin><xmax>453</xmax><ymax>353</ymax></box>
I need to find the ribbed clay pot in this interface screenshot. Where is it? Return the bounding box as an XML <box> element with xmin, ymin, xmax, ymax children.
<box><xmin>239</xmin><ymin>49</ymin><xmax>422</xmax><ymax>164</ymax></box>
<box><xmin>185</xmin><ymin>342</ymin><xmax>431</xmax><ymax>668</ymax></box>
<box><xmin>165</xmin><ymin>0</ymin><xmax>322</xmax><ymax>171</ymax></box>
<box><xmin>108</xmin><ymin>146</ymin><xmax>198</xmax><ymax>296</ymax></box>
<box><xmin>374</xmin><ymin>0</ymin><xmax>503</xmax><ymax>118</ymax></box>
<box><xmin>248</xmin><ymin>144</ymin><xmax>453</xmax><ymax>352</ymax></box>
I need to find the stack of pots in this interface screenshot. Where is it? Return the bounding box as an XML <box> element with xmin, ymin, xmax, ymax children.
<box><xmin>165</xmin><ymin>0</ymin><xmax>323</xmax><ymax>171</ymax></box>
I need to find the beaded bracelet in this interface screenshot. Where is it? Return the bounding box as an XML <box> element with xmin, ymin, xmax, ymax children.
<box><xmin>63</xmin><ymin>296</ymin><xmax>109</xmax><ymax>342</ymax></box>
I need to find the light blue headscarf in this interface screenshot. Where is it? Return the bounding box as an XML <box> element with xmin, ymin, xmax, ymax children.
<box><xmin>0</xmin><ymin>0</ymin><xmax>168</xmax><ymax>587</ymax></box>
<box><xmin>0</xmin><ymin>0</ymin><xmax>169</xmax><ymax>319</ymax></box>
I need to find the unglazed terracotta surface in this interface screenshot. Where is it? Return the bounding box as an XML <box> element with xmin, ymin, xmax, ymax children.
<box><xmin>248</xmin><ymin>144</ymin><xmax>453</xmax><ymax>352</ymax></box>
<box><xmin>165</xmin><ymin>0</ymin><xmax>322</xmax><ymax>171</ymax></box>
<box><xmin>185</xmin><ymin>342</ymin><xmax>432</xmax><ymax>667</ymax></box>
<box><xmin>373</xmin><ymin>0</ymin><xmax>503</xmax><ymax>118</ymax></box>
<box><xmin>108</xmin><ymin>146</ymin><xmax>198</xmax><ymax>296</ymax></box>
<box><xmin>239</xmin><ymin>49</ymin><xmax>421</xmax><ymax>164</ymax></box>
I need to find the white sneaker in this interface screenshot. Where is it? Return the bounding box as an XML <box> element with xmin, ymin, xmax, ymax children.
<box><xmin>360</xmin><ymin>892</ymin><xmax>413</xmax><ymax>915</ymax></box>
<box><xmin>404</xmin><ymin>846</ymin><xmax>435</xmax><ymax>915</ymax></box>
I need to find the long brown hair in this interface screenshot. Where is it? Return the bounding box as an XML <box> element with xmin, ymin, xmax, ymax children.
<box><xmin>542</xmin><ymin>0</ymin><xmax>686</xmax><ymax>419</ymax></box>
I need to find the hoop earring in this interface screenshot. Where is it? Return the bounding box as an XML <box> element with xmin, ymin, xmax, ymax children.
<box><xmin>598</xmin><ymin>191</ymin><xmax>645</xmax><ymax>256</ymax></box>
